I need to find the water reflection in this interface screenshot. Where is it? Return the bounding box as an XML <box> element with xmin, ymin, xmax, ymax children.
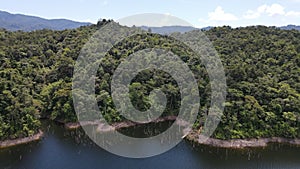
<box><xmin>0</xmin><ymin>121</ymin><xmax>300</xmax><ymax>169</ymax></box>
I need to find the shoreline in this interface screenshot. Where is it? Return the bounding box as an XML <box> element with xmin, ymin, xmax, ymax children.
<box><xmin>2</xmin><ymin>119</ymin><xmax>300</xmax><ymax>149</ymax></box>
<box><xmin>0</xmin><ymin>130</ymin><xmax>44</xmax><ymax>149</ymax></box>
<box><xmin>186</xmin><ymin>131</ymin><xmax>300</xmax><ymax>148</ymax></box>
<box><xmin>66</xmin><ymin>118</ymin><xmax>300</xmax><ymax>148</ymax></box>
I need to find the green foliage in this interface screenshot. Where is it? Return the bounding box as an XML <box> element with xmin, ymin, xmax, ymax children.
<box><xmin>0</xmin><ymin>23</ymin><xmax>299</xmax><ymax>140</ymax></box>
<box><xmin>209</xmin><ymin>26</ymin><xmax>300</xmax><ymax>139</ymax></box>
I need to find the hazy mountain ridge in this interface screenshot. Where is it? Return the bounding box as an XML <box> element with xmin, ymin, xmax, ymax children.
<box><xmin>280</xmin><ymin>25</ymin><xmax>300</xmax><ymax>31</ymax></box>
<box><xmin>0</xmin><ymin>10</ymin><xmax>91</xmax><ymax>31</ymax></box>
<box><xmin>0</xmin><ymin>10</ymin><xmax>299</xmax><ymax>33</ymax></box>
<box><xmin>140</xmin><ymin>25</ymin><xmax>199</xmax><ymax>34</ymax></box>
<box><xmin>140</xmin><ymin>25</ymin><xmax>300</xmax><ymax>35</ymax></box>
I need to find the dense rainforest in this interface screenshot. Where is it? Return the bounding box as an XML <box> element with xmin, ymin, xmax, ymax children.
<box><xmin>0</xmin><ymin>20</ymin><xmax>299</xmax><ymax>141</ymax></box>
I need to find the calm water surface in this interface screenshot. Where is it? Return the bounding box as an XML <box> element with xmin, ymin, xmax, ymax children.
<box><xmin>1</xmin><ymin>121</ymin><xmax>300</xmax><ymax>169</ymax></box>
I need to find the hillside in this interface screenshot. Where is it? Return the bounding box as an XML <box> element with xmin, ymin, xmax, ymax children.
<box><xmin>0</xmin><ymin>21</ymin><xmax>299</xmax><ymax>141</ymax></box>
<box><xmin>0</xmin><ymin>10</ymin><xmax>91</xmax><ymax>31</ymax></box>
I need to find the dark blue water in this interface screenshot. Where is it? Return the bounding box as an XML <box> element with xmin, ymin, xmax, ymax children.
<box><xmin>1</xmin><ymin>121</ymin><xmax>300</xmax><ymax>169</ymax></box>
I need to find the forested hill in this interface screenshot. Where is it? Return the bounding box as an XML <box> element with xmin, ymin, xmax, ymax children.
<box><xmin>0</xmin><ymin>21</ymin><xmax>299</xmax><ymax>141</ymax></box>
<box><xmin>0</xmin><ymin>10</ymin><xmax>91</xmax><ymax>31</ymax></box>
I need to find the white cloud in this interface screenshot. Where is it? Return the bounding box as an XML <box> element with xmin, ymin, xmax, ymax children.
<box><xmin>265</xmin><ymin>4</ymin><xmax>285</xmax><ymax>16</ymax></box>
<box><xmin>243</xmin><ymin>4</ymin><xmax>300</xmax><ymax>19</ymax></box>
<box><xmin>208</xmin><ymin>6</ymin><xmax>238</xmax><ymax>21</ymax></box>
<box><xmin>243</xmin><ymin>4</ymin><xmax>269</xmax><ymax>19</ymax></box>
<box><xmin>286</xmin><ymin>11</ymin><xmax>300</xmax><ymax>17</ymax></box>
<box><xmin>244</xmin><ymin>4</ymin><xmax>285</xmax><ymax>19</ymax></box>
<box><xmin>257</xmin><ymin>5</ymin><xmax>268</xmax><ymax>13</ymax></box>
<box><xmin>199</xmin><ymin>4</ymin><xmax>300</xmax><ymax>27</ymax></box>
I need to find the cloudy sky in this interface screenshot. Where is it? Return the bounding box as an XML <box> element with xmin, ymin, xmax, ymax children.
<box><xmin>1</xmin><ymin>0</ymin><xmax>300</xmax><ymax>27</ymax></box>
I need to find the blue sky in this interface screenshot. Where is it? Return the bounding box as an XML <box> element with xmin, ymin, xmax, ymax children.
<box><xmin>1</xmin><ymin>0</ymin><xmax>300</xmax><ymax>27</ymax></box>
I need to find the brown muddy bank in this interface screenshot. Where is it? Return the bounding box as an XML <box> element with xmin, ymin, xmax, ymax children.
<box><xmin>66</xmin><ymin>118</ymin><xmax>300</xmax><ymax>148</ymax></box>
<box><xmin>186</xmin><ymin>131</ymin><xmax>300</xmax><ymax>148</ymax></box>
<box><xmin>0</xmin><ymin>130</ymin><xmax>43</xmax><ymax>149</ymax></box>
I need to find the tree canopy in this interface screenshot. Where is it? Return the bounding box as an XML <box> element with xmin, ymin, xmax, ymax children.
<box><xmin>0</xmin><ymin>21</ymin><xmax>299</xmax><ymax>141</ymax></box>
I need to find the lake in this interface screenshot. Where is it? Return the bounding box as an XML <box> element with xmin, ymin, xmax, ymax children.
<box><xmin>1</xmin><ymin>121</ymin><xmax>300</xmax><ymax>169</ymax></box>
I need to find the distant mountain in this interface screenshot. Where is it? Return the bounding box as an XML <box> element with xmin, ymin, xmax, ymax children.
<box><xmin>0</xmin><ymin>10</ymin><xmax>91</xmax><ymax>31</ymax></box>
<box><xmin>139</xmin><ymin>26</ymin><xmax>198</xmax><ymax>34</ymax></box>
<box><xmin>279</xmin><ymin>25</ymin><xmax>300</xmax><ymax>31</ymax></box>
<box><xmin>201</xmin><ymin>26</ymin><xmax>213</xmax><ymax>31</ymax></box>
<box><xmin>139</xmin><ymin>25</ymin><xmax>215</xmax><ymax>34</ymax></box>
<box><xmin>139</xmin><ymin>25</ymin><xmax>300</xmax><ymax>35</ymax></box>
